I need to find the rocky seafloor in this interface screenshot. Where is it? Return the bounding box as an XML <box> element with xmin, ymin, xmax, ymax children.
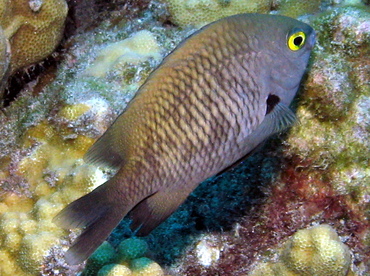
<box><xmin>0</xmin><ymin>0</ymin><xmax>369</xmax><ymax>275</ymax></box>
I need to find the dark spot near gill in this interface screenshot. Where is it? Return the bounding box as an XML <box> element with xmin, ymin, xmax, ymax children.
<box><xmin>266</xmin><ymin>94</ymin><xmax>280</xmax><ymax>115</ymax></box>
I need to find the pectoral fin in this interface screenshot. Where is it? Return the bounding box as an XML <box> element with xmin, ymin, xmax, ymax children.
<box><xmin>263</xmin><ymin>101</ymin><xmax>297</xmax><ymax>135</ymax></box>
<box><xmin>246</xmin><ymin>101</ymin><xmax>297</xmax><ymax>146</ymax></box>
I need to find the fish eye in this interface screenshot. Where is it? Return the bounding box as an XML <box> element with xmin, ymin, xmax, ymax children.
<box><xmin>287</xmin><ymin>30</ymin><xmax>306</xmax><ymax>51</ymax></box>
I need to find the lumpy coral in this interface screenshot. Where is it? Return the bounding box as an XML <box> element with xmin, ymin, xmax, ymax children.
<box><xmin>116</xmin><ymin>237</ymin><xmax>149</xmax><ymax>262</ymax></box>
<box><xmin>162</xmin><ymin>0</ymin><xmax>272</xmax><ymax>27</ymax></box>
<box><xmin>98</xmin><ymin>264</ymin><xmax>132</xmax><ymax>276</ymax></box>
<box><xmin>83</xmin><ymin>241</ymin><xmax>117</xmax><ymax>276</ymax></box>
<box><xmin>130</xmin><ymin>257</ymin><xmax>164</xmax><ymax>276</ymax></box>
<box><xmin>0</xmin><ymin>0</ymin><xmax>68</xmax><ymax>73</ymax></box>
<box><xmin>83</xmin><ymin>238</ymin><xmax>164</xmax><ymax>276</ymax></box>
<box><xmin>249</xmin><ymin>224</ymin><xmax>355</xmax><ymax>276</ymax></box>
<box><xmin>0</xmin><ymin>106</ymin><xmax>109</xmax><ymax>275</ymax></box>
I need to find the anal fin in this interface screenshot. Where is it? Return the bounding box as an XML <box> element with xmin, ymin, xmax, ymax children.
<box><xmin>216</xmin><ymin>141</ymin><xmax>265</xmax><ymax>176</ymax></box>
<box><xmin>129</xmin><ymin>189</ymin><xmax>190</xmax><ymax>236</ymax></box>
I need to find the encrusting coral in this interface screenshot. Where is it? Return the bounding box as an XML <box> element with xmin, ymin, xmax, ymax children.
<box><xmin>249</xmin><ymin>224</ymin><xmax>355</xmax><ymax>276</ymax></box>
<box><xmin>161</xmin><ymin>0</ymin><xmax>271</xmax><ymax>27</ymax></box>
<box><xmin>85</xmin><ymin>30</ymin><xmax>162</xmax><ymax>78</ymax></box>
<box><xmin>287</xmin><ymin>5</ymin><xmax>370</xmax><ymax>220</ymax></box>
<box><xmin>0</xmin><ymin>0</ymin><xmax>68</xmax><ymax>73</ymax></box>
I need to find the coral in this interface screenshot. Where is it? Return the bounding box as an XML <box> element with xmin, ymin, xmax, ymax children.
<box><xmin>83</xmin><ymin>241</ymin><xmax>117</xmax><ymax>276</ymax></box>
<box><xmin>0</xmin><ymin>0</ymin><xmax>68</xmax><ymax>73</ymax></box>
<box><xmin>85</xmin><ymin>30</ymin><xmax>162</xmax><ymax>78</ymax></box>
<box><xmin>162</xmin><ymin>0</ymin><xmax>272</xmax><ymax>27</ymax></box>
<box><xmin>277</xmin><ymin>0</ymin><xmax>322</xmax><ymax>18</ymax></box>
<box><xmin>0</xmin><ymin>98</ymin><xmax>115</xmax><ymax>275</ymax></box>
<box><xmin>116</xmin><ymin>237</ymin><xmax>149</xmax><ymax>262</ymax></box>
<box><xmin>98</xmin><ymin>264</ymin><xmax>132</xmax><ymax>276</ymax></box>
<box><xmin>130</xmin><ymin>257</ymin><xmax>164</xmax><ymax>276</ymax></box>
<box><xmin>97</xmin><ymin>259</ymin><xmax>165</xmax><ymax>276</ymax></box>
<box><xmin>83</xmin><ymin>238</ymin><xmax>164</xmax><ymax>276</ymax></box>
<box><xmin>58</xmin><ymin>103</ymin><xmax>91</xmax><ymax>121</ymax></box>
<box><xmin>287</xmin><ymin>5</ymin><xmax>370</xmax><ymax>212</ymax></box>
<box><xmin>249</xmin><ymin>224</ymin><xmax>355</xmax><ymax>276</ymax></box>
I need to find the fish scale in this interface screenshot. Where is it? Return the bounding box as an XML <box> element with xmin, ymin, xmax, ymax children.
<box><xmin>54</xmin><ymin>13</ymin><xmax>315</xmax><ymax>265</ymax></box>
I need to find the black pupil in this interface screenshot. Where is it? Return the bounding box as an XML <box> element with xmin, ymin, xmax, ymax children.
<box><xmin>266</xmin><ymin>94</ymin><xmax>280</xmax><ymax>115</ymax></box>
<box><xmin>294</xmin><ymin>36</ymin><xmax>303</xmax><ymax>46</ymax></box>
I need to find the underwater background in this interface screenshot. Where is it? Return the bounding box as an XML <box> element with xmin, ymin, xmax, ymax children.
<box><xmin>0</xmin><ymin>0</ymin><xmax>369</xmax><ymax>275</ymax></box>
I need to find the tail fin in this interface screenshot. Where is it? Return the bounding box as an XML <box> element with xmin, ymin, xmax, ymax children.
<box><xmin>53</xmin><ymin>183</ymin><xmax>128</xmax><ymax>265</ymax></box>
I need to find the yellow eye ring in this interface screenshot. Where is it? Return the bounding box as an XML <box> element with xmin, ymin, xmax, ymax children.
<box><xmin>288</xmin><ymin>31</ymin><xmax>306</xmax><ymax>51</ymax></box>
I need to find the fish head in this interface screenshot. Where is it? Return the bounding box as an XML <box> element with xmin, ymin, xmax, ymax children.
<box><xmin>253</xmin><ymin>15</ymin><xmax>316</xmax><ymax>107</ymax></box>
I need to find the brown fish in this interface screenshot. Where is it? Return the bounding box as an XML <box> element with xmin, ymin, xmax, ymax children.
<box><xmin>54</xmin><ymin>13</ymin><xmax>315</xmax><ymax>265</ymax></box>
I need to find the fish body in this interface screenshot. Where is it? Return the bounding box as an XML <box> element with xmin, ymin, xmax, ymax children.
<box><xmin>54</xmin><ymin>13</ymin><xmax>315</xmax><ymax>264</ymax></box>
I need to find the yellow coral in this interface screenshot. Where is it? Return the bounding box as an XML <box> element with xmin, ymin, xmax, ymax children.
<box><xmin>0</xmin><ymin>249</ymin><xmax>25</xmax><ymax>275</ymax></box>
<box><xmin>19</xmin><ymin>232</ymin><xmax>60</xmax><ymax>273</ymax></box>
<box><xmin>249</xmin><ymin>224</ymin><xmax>356</xmax><ymax>276</ymax></box>
<box><xmin>85</xmin><ymin>30</ymin><xmax>162</xmax><ymax>78</ymax></box>
<box><xmin>278</xmin><ymin>0</ymin><xmax>321</xmax><ymax>18</ymax></box>
<box><xmin>0</xmin><ymin>0</ymin><xmax>68</xmax><ymax>73</ymax></box>
<box><xmin>0</xmin><ymin>102</ymin><xmax>111</xmax><ymax>275</ymax></box>
<box><xmin>58</xmin><ymin>103</ymin><xmax>91</xmax><ymax>121</ymax></box>
<box><xmin>162</xmin><ymin>0</ymin><xmax>271</xmax><ymax>27</ymax></box>
<box><xmin>98</xmin><ymin>264</ymin><xmax>132</xmax><ymax>276</ymax></box>
<box><xmin>130</xmin><ymin>257</ymin><xmax>164</xmax><ymax>276</ymax></box>
<box><xmin>0</xmin><ymin>210</ymin><xmax>62</xmax><ymax>275</ymax></box>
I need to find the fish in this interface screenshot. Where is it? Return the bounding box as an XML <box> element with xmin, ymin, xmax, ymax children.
<box><xmin>54</xmin><ymin>13</ymin><xmax>315</xmax><ymax>265</ymax></box>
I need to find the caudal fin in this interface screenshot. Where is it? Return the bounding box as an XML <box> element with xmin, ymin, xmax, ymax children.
<box><xmin>53</xmin><ymin>183</ymin><xmax>128</xmax><ymax>265</ymax></box>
